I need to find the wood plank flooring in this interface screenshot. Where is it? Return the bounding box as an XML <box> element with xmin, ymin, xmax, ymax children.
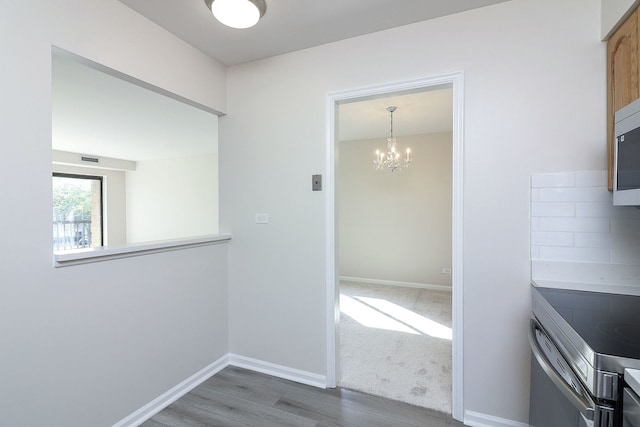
<box><xmin>141</xmin><ymin>366</ymin><xmax>466</xmax><ymax>427</ymax></box>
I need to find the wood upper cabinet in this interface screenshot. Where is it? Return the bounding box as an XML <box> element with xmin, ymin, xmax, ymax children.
<box><xmin>608</xmin><ymin>8</ymin><xmax>640</xmax><ymax>190</ymax></box>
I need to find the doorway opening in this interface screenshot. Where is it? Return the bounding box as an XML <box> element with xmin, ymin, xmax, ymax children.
<box><xmin>337</xmin><ymin>89</ymin><xmax>453</xmax><ymax>413</ymax></box>
<box><xmin>325</xmin><ymin>71</ymin><xmax>465</xmax><ymax>421</ymax></box>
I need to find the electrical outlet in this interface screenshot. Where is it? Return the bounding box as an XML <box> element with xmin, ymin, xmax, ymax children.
<box><xmin>442</xmin><ymin>268</ymin><xmax>452</xmax><ymax>274</ymax></box>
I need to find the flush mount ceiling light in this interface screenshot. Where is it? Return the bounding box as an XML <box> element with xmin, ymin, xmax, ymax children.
<box><xmin>204</xmin><ymin>0</ymin><xmax>266</xmax><ymax>29</ymax></box>
<box><xmin>373</xmin><ymin>106</ymin><xmax>413</xmax><ymax>172</ymax></box>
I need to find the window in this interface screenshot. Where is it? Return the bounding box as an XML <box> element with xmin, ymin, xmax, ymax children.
<box><xmin>52</xmin><ymin>173</ymin><xmax>103</xmax><ymax>251</ymax></box>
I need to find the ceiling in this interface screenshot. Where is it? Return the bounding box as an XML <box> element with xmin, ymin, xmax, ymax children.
<box><xmin>52</xmin><ymin>50</ymin><xmax>452</xmax><ymax>160</ymax></box>
<box><xmin>117</xmin><ymin>0</ymin><xmax>510</xmax><ymax>66</ymax></box>
<box><xmin>52</xmin><ymin>1</ymin><xmax>506</xmax><ymax>160</ymax></box>
<box><xmin>339</xmin><ymin>88</ymin><xmax>453</xmax><ymax>142</ymax></box>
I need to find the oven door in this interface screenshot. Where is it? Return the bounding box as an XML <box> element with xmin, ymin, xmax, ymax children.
<box><xmin>529</xmin><ymin>318</ymin><xmax>616</xmax><ymax>427</ymax></box>
<box><xmin>624</xmin><ymin>387</ymin><xmax>640</xmax><ymax>426</ymax></box>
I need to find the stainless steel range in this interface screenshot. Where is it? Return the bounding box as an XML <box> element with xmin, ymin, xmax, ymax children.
<box><xmin>529</xmin><ymin>285</ymin><xmax>640</xmax><ymax>426</ymax></box>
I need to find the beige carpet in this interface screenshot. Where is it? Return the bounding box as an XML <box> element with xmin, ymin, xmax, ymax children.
<box><xmin>338</xmin><ymin>281</ymin><xmax>453</xmax><ymax>414</ymax></box>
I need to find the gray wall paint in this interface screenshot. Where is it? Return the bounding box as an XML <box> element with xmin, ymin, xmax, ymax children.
<box><xmin>339</xmin><ymin>133</ymin><xmax>453</xmax><ymax>287</ymax></box>
<box><xmin>126</xmin><ymin>154</ymin><xmax>219</xmax><ymax>243</ymax></box>
<box><xmin>0</xmin><ymin>2</ymin><xmax>227</xmax><ymax>426</ymax></box>
<box><xmin>221</xmin><ymin>0</ymin><xmax>605</xmax><ymax>423</ymax></box>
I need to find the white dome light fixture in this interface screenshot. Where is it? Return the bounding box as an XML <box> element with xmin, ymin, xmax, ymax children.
<box><xmin>204</xmin><ymin>0</ymin><xmax>266</xmax><ymax>29</ymax></box>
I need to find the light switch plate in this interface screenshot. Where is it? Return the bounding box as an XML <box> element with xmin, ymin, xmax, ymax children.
<box><xmin>312</xmin><ymin>174</ymin><xmax>322</xmax><ymax>191</ymax></box>
<box><xmin>255</xmin><ymin>213</ymin><xmax>269</xmax><ymax>224</ymax></box>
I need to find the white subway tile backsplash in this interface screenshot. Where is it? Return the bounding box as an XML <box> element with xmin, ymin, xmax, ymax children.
<box><xmin>610</xmin><ymin>206</ymin><xmax>640</xmax><ymax>219</ymax></box>
<box><xmin>611</xmin><ymin>248</ymin><xmax>640</xmax><ymax>265</ymax></box>
<box><xmin>538</xmin><ymin>217</ymin><xmax>609</xmax><ymax>233</ymax></box>
<box><xmin>532</xmin><ymin>260</ymin><xmax>640</xmax><ymax>287</ymax></box>
<box><xmin>530</xmin><ymin>170</ymin><xmax>640</xmax><ymax>286</ymax></box>
<box><xmin>531</xmin><ymin>202</ymin><xmax>575</xmax><ymax>217</ymax></box>
<box><xmin>611</xmin><ymin>218</ymin><xmax>640</xmax><ymax>234</ymax></box>
<box><xmin>539</xmin><ymin>246</ymin><xmax>610</xmax><ymax>263</ymax></box>
<box><xmin>531</xmin><ymin>260</ymin><xmax>558</xmax><ymax>280</ymax></box>
<box><xmin>531</xmin><ymin>246</ymin><xmax>540</xmax><ymax>259</ymax></box>
<box><xmin>532</xmin><ymin>231</ymin><xmax>573</xmax><ymax>246</ymax></box>
<box><xmin>576</xmin><ymin>202</ymin><xmax>615</xmax><ymax>218</ymax></box>
<box><xmin>575</xmin><ymin>171</ymin><xmax>607</xmax><ymax>187</ymax></box>
<box><xmin>531</xmin><ymin>172</ymin><xmax>575</xmax><ymax>188</ymax></box>
<box><xmin>610</xmin><ymin>233</ymin><xmax>640</xmax><ymax>265</ymax></box>
<box><xmin>538</xmin><ymin>187</ymin><xmax>611</xmax><ymax>203</ymax></box>
<box><xmin>531</xmin><ymin>217</ymin><xmax>540</xmax><ymax>232</ymax></box>
<box><xmin>574</xmin><ymin>233</ymin><xmax>611</xmax><ymax>248</ymax></box>
<box><xmin>531</xmin><ymin>188</ymin><xmax>540</xmax><ymax>202</ymax></box>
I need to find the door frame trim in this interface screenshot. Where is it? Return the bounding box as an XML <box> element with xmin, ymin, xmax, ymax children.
<box><xmin>324</xmin><ymin>70</ymin><xmax>465</xmax><ymax>421</ymax></box>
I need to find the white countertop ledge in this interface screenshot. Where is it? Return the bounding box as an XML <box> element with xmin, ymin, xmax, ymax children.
<box><xmin>54</xmin><ymin>234</ymin><xmax>232</xmax><ymax>267</ymax></box>
<box><xmin>532</xmin><ymin>279</ymin><xmax>640</xmax><ymax>296</ymax></box>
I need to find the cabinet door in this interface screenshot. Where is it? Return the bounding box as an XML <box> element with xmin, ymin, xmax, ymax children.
<box><xmin>608</xmin><ymin>9</ymin><xmax>640</xmax><ymax>190</ymax></box>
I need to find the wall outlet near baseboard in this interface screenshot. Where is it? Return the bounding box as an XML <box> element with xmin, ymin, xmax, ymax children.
<box><xmin>442</xmin><ymin>268</ymin><xmax>452</xmax><ymax>274</ymax></box>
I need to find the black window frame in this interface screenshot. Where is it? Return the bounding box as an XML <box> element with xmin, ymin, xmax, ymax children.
<box><xmin>52</xmin><ymin>172</ymin><xmax>104</xmax><ymax>248</ymax></box>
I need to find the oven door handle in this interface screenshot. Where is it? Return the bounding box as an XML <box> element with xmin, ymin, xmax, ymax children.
<box><xmin>529</xmin><ymin>318</ymin><xmax>596</xmax><ymax>421</ymax></box>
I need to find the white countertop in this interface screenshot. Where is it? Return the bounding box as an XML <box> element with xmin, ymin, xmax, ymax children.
<box><xmin>532</xmin><ymin>279</ymin><xmax>640</xmax><ymax>296</ymax></box>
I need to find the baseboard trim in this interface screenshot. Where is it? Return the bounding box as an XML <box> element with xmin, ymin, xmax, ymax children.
<box><xmin>464</xmin><ymin>410</ymin><xmax>529</xmax><ymax>427</ymax></box>
<box><xmin>228</xmin><ymin>353</ymin><xmax>327</xmax><ymax>388</ymax></box>
<box><xmin>113</xmin><ymin>355</ymin><xmax>229</xmax><ymax>427</ymax></box>
<box><xmin>339</xmin><ymin>276</ymin><xmax>452</xmax><ymax>292</ymax></box>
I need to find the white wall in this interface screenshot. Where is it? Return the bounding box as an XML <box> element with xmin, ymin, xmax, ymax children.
<box><xmin>0</xmin><ymin>2</ymin><xmax>228</xmax><ymax>426</ymax></box>
<box><xmin>339</xmin><ymin>133</ymin><xmax>452</xmax><ymax>287</ymax></box>
<box><xmin>126</xmin><ymin>154</ymin><xmax>219</xmax><ymax>243</ymax></box>
<box><xmin>220</xmin><ymin>0</ymin><xmax>606</xmax><ymax>423</ymax></box>
<box><xmin>601</xmin><ymin>0</ymin><xmax>639</xmax><ymax>38</ymax></box>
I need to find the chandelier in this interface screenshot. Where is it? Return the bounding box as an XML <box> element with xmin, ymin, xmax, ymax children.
<box><xmin>373</xmin><ymin>106</ymin><xmax>412</xmax><ymax>172</ymax></box>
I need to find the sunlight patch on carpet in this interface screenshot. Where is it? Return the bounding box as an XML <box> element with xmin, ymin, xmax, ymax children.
<box><xmin>340</xmin><ymin>295</ymin><xmax>418</xmax><ymax>334</ymax></box>
<box><xmin>340</xmin><ymin>294</ymin><xmax>452</xmax><ymax>340</ymax></box>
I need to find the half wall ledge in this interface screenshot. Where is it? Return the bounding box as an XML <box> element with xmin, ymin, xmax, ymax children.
<box><xmin>53</xmin><ymin>234</ymin><xmax>232</xmax><ymax>267</ymax></box>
